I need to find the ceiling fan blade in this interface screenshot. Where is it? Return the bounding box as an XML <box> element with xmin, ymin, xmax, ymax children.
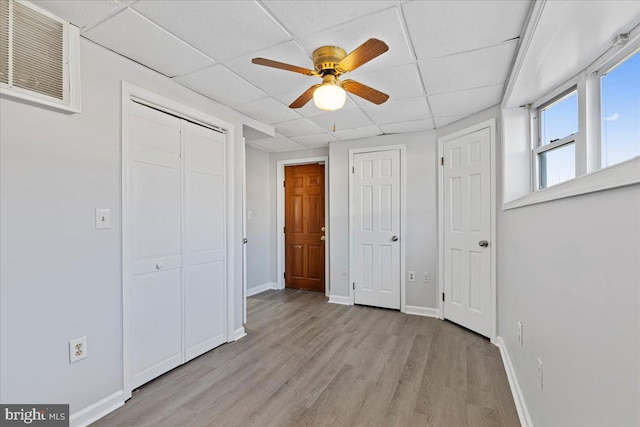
<box><xmin>342</xmin><ymin>80</ymin><xmax>389</xmax><ymax>105</ymax></box>
<box><xmin>289</xmin><ymin>84</ymin><xmax>321</xmax><ymax>108</ymax></box>
<box><xmin>252</xmin><ymin>58</ymin><xmax>317</xmax><ymax>76</ymax></box>
<box><xmin>337</xmin><ymin>38</ymin><xmax>389</xmax><ymax>73</ymax></box>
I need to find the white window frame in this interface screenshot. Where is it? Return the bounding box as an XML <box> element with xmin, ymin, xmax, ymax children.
<box><xmin>504</xmin><ymin>28</ymin><xmax>640</xmax><ymax>210</ymax></box>
<box><xmin>0</xmin><ymin>0</ymin><xmax>81</xmax><ymax>113</ymax></box>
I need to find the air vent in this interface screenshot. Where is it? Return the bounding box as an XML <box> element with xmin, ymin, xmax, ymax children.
<box><xmin>0</xmin><ymin>0</ymin><xmax>80</xmax><ymax>112</ymax></box>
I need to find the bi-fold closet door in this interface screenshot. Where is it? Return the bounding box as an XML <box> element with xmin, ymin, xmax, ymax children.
<box><xmin>129</xmin><ymin>102</ymin><xmax>226</xmax><ymax>390</ymax></box>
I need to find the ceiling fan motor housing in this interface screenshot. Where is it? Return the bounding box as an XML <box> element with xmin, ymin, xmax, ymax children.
<box><xmin>313</xmin><ymin>46</ymin><xmax>347</xmax><ymax>73</ymax></box>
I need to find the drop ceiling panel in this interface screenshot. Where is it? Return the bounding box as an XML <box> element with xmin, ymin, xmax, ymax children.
<box><xmin>297</xmin><ymin>7</ymin><xmax>413</xmax><ymax>74</ymax></box>
<box><xmin>84</xmin><ymin>9</ymin><xmax>215</xmax><ymax>77</ymax></box>
<box><xmin>233</xmin><ymin>97</ymin><xmax>301</xmax><ymax>124</ymax></box>
<box><xmin>333</xmin><ymin>125</ymin><xmax>382</xmax><ymax>141</ymax></box>
<box><xmin>420</xmin><ymin>41</ymin><xmax>517</xmax><ymax>95</ymax></box>
<box><xmin>32</xmin><ymin>0</ymin><xmax>133</xmax><ymax>29</ymax></box>
<box><xmin>379</xmin><ymin>119</ymin><xmax>434</xmax><ymax>134</ymax></box>
<box><xmin>403</xmin><ymin>0</ymin><xmax>530</xmax><ymax>59</ymax></box>
<box><xmin>363</xmin><ymin>97</ymin><xmax>431</xmax><ymax>125</ymax></box>
<box><xmin>176</xmin><ymin>65</ymin><xmax>266</xmax><ymax>106</ymax></box>
<box><xmin>292</xmin><ymin>133</ymin><xmax>337</xmax><ymax>148</ymax></box>
<box><xmin>224</xmin><ymin>41</ymin><xmax>314</xmax><ymax>96</ymax></box>
<box><xmin>250</xmin><ymin>137</ymin><xmax>307</xmax><ymax>153</ymax></box>
<box><xmin>429</xmin><ymin>84</ymin><xmax>503</xmax><ymax>117</ymax></box>
<box><xmin>272</xmin><ymin>118</ymin><xmax>325</xmax><ymax>137</ymax></box>
<box><xmin>349</xmin><ymin>64</ymin><xmax>424</xmax><ymax>105</ymax></box>
<box><xmin>435</xmin><ymin>114</ymin><xmax>473</xmax><ymax>128</ymax></box>
<box><xmin>263</xmin><ymin>1</ymin><xmax>396</xmax><ymax>37</ymax></box>
<box><xmin>274</xmin><ymin>89</ymin><xmax>358</xmax><ymax>117</ymax></box>
<box><xmin>308</xmin><ymin>108</ymin><xmax>374</xmax><ymax>132</ymax></box>
<box><xmin>132</xmin><ymin>0</ymin><xmax>290</xmax><ymax>61</ymax></box>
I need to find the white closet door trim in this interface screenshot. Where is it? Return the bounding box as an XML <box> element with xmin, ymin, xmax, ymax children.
<box><xmin>121</xmin><ymin>82</ymin><xmax>235</xmax><ymax>400</ymax></box>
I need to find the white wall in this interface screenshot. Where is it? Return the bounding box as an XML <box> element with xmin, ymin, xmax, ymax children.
<box><xmin>245</xmin><ymin>147</ymin><xmax>272</xmax><ymax>290</ymax></box>
<box><xmin>0</xmin><ymin>39</ymin><xmax>255</xmax><ymax>417</ymax></box>
<box><xmin>328</xmin><ymin>132</ymin><xmax>438</xmax><ymax>309</ymax></box>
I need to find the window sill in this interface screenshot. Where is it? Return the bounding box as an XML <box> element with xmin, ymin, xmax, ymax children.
<box><xmin>1</xmin><ymin>87</ymin><xmax>81</xmax><ymax>114</ymax></box>
<box><xmin>503</xmin><ymin>156</ymin><xmax>640</xmax><ymax>210</ymax></box>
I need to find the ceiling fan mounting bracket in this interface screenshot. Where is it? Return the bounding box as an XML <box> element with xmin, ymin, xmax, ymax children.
<box><xmin>313</xmin><ymin>46</ymin><xmax>347</xmax><ymax>74</ymax></box>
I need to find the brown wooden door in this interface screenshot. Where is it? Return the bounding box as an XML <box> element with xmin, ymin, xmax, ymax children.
<box><xmin>285</xmin><ymin>164</ymin><xmax>325</xmax><ymax>292</ymax></box>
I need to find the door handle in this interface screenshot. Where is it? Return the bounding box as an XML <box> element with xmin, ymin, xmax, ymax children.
<box><xmin>155</xmin><ymin>262</ymin><xmax>163</xmax><ymax>269</ymax></box>
<box><xmin>243</xmin><ymin>238</ymin><xmax>248</xmax><ymax>244</ymax></box>
<box><xmin>391</xmin><ymin>236</ymin><xmax>399</xmax><ymax>242</ymax></box>
<box><xmin>320</xmin><ymin>236</ymin><xmax>326</xmax><ymax>241</ymax></box>
<box><xmin>321</xmin><ymin>226</ymin><xmax>326</xmax><ymax>232</ymax></box>
<box><xmin>479</xmin><ymin>240</ymin><xmax>489</xmax><ymax>248</ymax></box>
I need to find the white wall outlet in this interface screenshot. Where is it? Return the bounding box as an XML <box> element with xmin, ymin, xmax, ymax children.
<box><xmin>537</xmin><ymin>357</ymin><xmax>543</xmax><ymax>389</ymax></box>
<box><xmin>69</xmin><ymin>336</ymin><xmax>87</xmax><ymax>363</ymax></box>
<box><xmin>95</xmin><ymin>208</ymin><xmax>111</xmax><ymax>229</ymax></box>
<box><xmin>518</xmin><ymin>321</ymin><xmax>523</xmax><ymax>345</ymax></box>
<box><xmin>423</xmin><ymin>272</ymin><xmax>431</xmax><ymax>283</ymax></box>
<box><xmin>408</xmin><ymin>271</ymin><xmax>416</xmax><ymax>282</ymax></box>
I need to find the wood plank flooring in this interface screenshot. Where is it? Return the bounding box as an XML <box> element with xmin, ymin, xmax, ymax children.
<box><xmin>93</xmin><ymin>289</ymin><xmax>520</xmax><ymax>427</ymax></box>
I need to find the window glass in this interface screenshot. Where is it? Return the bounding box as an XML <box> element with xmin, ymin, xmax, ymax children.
<box><xmin>540</xmin><ymin>91</ymin><xmax>578</xmax><ymax>145</ymax></box>
<box><xmin>601</xmin><ymin>49</ymin><xmax>640</xmax><ymax>167</ymax></box>
<box><xmin>539</xmin><ymin>143</ymin><xmax>575</xmax><ymax>189</ymax></box>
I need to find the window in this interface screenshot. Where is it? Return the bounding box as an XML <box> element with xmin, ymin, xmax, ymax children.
<box><xmin>0</xmin><ymin>0</ymin><xmax>80</xmax><ymax>112</ymax></box>
<box><xmin>600</xmin><ymin>48</ymin><xmax>640</xmax><ymax>168</ymax></box>
<box><xmin>533</xmin><ymin>89</ymin><xmax>578</xmax><ymax>189</ymax></box>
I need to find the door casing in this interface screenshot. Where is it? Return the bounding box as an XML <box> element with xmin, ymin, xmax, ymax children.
<box><xmin>437</xmin><ymin>118</ymin><xmax>497</xmax><ymax>343</ymax></box>
<box><xmin>276</xmin><ymin>157</ymin><xmax>329</xmax><ymax>296</ymax></box>
<box><xmin>348</xmin><ymin>145</ymin><xmax>406</xmax><ymax>312</ymax></box>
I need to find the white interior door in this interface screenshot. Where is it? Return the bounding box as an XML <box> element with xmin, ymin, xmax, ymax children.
<box><xmin>443</xmin><ymin>127</ymin><xmax>491</xmax><ymax>337</ymax></box>
<box><xmin>130</xmin><ymin>103</ymin><xmax>183</xmax><ymax>388</ymax></box>
<box><xmin>183</xmin><ymin>121</ymin><xmax>226</xmax><ymax>362</ymax></box>
<box><xmin>353</xmin><ymin>150</ymin><xmax>401</xmax><ymax>310</ymax></box>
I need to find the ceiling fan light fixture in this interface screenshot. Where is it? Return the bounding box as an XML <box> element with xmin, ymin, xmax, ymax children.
<box><xmin>313</xmin><ymin>75</ymin><xmax>346</xmax><ymax>111</ymax></box>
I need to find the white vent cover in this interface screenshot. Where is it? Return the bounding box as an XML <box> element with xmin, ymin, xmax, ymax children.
<box><xmin>0</xmin><ymin>0</ymin><xmax>80</xmax><ymax>112</ymax></box>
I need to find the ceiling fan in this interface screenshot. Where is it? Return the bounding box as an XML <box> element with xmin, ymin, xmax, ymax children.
<box><xmin>252</xmin><ymin>38</ymin><xmax>390</xmax><ymax>111</ymax></box>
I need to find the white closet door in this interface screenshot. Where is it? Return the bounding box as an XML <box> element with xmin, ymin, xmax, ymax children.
<box><xmin>130</xmin><ymin>103</ymin><xmax>183</xmax><ymax>389</ymax></box>
<box><xmin>183</xmin><ymin>121</ymin><xmax>226</xmax><ymax>361</ymax></box>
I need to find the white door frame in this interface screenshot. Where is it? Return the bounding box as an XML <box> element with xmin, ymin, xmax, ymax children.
<box><xmin>121</xmin><ymin>82</ymin><xmax>235</xmax><ymax>399</ymax></box>
<box><xmin>276</xmin><ymin>157</ymin><xmax>330</xmax><ymax>296</ymax></box>
<box><xmin>437</xmin><ymin>118</ymin><xmax>497</xmax><ymax>343</ymax></box>
<box><xmin>348</xmin><ymin>145</ymin><xmax>407</xmax><ymax>312</ymax></box>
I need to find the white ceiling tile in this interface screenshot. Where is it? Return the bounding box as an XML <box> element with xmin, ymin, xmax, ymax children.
<box><xmin>308</xmin><ymin>109</ymin><xmax>374</xmax><ymax>132</ymax></box>
<box><xmin>32</xmin><ymin>0</ymin><xmax>133</xmax><ymax>29</ymax></box>
<box><xmin>333</xmin><ymin>126</ymin><xmax>383</xmax><ymax>141</ymax></box>
<box><xmin>132</xmin><ymin>0</ymin><xmax>290</xmax><ymax>61</ymax></box>
<box><xmin>176</xmin><ymin>65</ymin><xmax>266</xmax><ymax>106</ymax></box>
<box><xmin>380</xmin><ymin>119</ymin><xmax>434</xmax><ymax>134</ymax></box>
<box><xmin>274</xmin><ymin>89</ymin><xmax>358</xmax><ymax>117</ymax></box>
<box><xmin>224</xmin><ymin>41</ymin><xmax>315</xmax><ymax>96</ymax></box>
<box><xmin>403</xmin><ymin>0</ymin><xmax>530</xmax><ymax>59</ymax></box>
<box><xmin>272</xmin><ymin>118</ymin><xmax>325</xmax><ymax>137</ymax></box>
<box><xmin>428</xmin><ymin>84</ymin><xmax>503</xmax><ymax>118</ymax></box>
<box><xmin>292</xmin><ymin>133</ymin><xmax>337</xmax><ymax>148</ymax></box>
<box><xmin>83</xmin><ymin>9</ymin><xmax>215</xmax><ymax>77</ymax></box>
<box><xmin>348</xmin><ymin>64</ymin><xmax>424</xmax><ymax>105</ymax></box>
<box><xmin>420</xmin><ymin>41</ymin><xmax>517</xmax><ymax>95</ymax></box>
<box><xmin>435</xmin><ymin>114</ymin><xmax>472</xmax><ymax>128</ymax></box>
<box><xmin>297</xmin><ymin>7</ymin><xmax>413</xmax><ymax>74</ymax></box>
<box><xmin>362</xmin><ymin>97</ymin><xmax>430</xmax><ymax>125</ymax></box>
<box><xmin>233</xmin><ymin>97</ymin><xmax>301</xmax><ymax>124</ymax></box>
<box><xmin>250</xmin><ymin>137</ymin><xmax>308</xmax><ymax>153</ymax></box>
<box><xmin>263</xmin><ymin>1</ymin><xmax>396</xmax><ymax>37</ymax></box>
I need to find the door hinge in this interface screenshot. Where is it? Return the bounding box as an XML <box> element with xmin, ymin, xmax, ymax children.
<box><xmin>442</xmin><ymin>292</ymin><xmax>445</xmax><ymax>302</ymax></box>
<box><xmin>352</xmin><ymin>282</ymin><xmax>355</xmax><ymax>290</ymax></box>
<box><xmin>283</xmin><ymin>226</ymin><xmax>285</xmax><ymax>234</ymax></box>
<box><xmin>352</xmin><ymin>166</ymin><xmax>355</xmax><ymax>174</ymax></box>
<box><xmin>284</xmin><ymin>272</ymin><xmax>286</xmax><ymax>279</ymax></box>
<box><xmin>283</xmin><ymin>180</ymin><xmax>286</xmax><ymax>187</ymax></box>
<box><xmin>440</xmin><ymin>157</ymin><xmax>444</xmax><ymax>166</ymax></box>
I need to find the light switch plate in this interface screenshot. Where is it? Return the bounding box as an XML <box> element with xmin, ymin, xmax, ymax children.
<box><xmin>95</xmin><ymin>208</ymin><xmax>111</xmax><ymax>229</ymax></box>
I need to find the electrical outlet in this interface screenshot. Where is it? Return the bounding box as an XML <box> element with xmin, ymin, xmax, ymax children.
<box><xmin>95</xmin><ymin>208</ymin><xmax>111</xmax><ymax>229</ymax></box>
<box><xmin>423</xmin><ymin>272</ymin><xmax>430</xmax><ymax>283</ymax></box>
<box><xmin>518</xmin><ymin>321</ymin><xmax>523</xmax><ymax>345</ymax></box>
<box><xmin>408</xmin><ymin>271</ymin><xmax>415</xmax><ymax>282</ymax></box>
<box><xmin>69</xmin><ymin>336</ymin><xmax>87</xmax><ymax>363</ymax></box>
<box><xmin>537</xmin><ymin>357</ymin><xmax>543</xmax><ymax>389</ymax></box>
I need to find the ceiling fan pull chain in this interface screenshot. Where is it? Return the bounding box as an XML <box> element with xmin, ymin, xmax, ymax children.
<box><xmin>333</xmin><ymin>113</ymin><xmax>336</xmax><ymax>132</ymax></box>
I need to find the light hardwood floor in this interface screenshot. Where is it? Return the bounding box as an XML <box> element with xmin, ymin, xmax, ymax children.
<box><xmin>93</xmin><ymin>289</ymin><xmax>520</xmax><ymax>427</ymax></box>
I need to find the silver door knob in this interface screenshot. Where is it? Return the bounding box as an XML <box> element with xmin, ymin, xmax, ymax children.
<box><xmin>156</xmin><ymin>262</ymin><xmax>163</xmax><ymax>269</ymax></box>
<box><xmin>391</xmin><ymin>236</ymin><xmax>399</xmax><ymax>242</ymax></box>
<box><xmin>243</xmin><ymin>238</ymin><xmax>248</xmax><ymax>244</ymax></box>
<box><xmin>479</xmin><ymin>240</ymin><xmax>489</xmax><ymax>248</ymax></box>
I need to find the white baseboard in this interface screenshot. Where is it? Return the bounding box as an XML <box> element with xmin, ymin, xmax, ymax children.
<box><xmin>328</xmin><ymin>295</ymin><xmax>351</xmax><ymax>306</ymax></box>
<box><xmin>246</xmin><ymin>282</ymin><xmax>278</xmax><ymax>297</ymax></box>
<box><xmin>405</xmin><ymin>305</ymin><xmax>440</xmax><ymax>318</ymax></box>
<box><xmin>496</xmin><ymin>336</ymin><xmax>532</xmax><ymax>427</ymax></box>
<box><xmin>70</xmin><ymin>390</ymin><xmax>124</xmax><ymax>427</ymax></box>
<box><xmin>233</xmin><ymin>327</ymin><xmax>247</xmax><ymax>341</ymax></box>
